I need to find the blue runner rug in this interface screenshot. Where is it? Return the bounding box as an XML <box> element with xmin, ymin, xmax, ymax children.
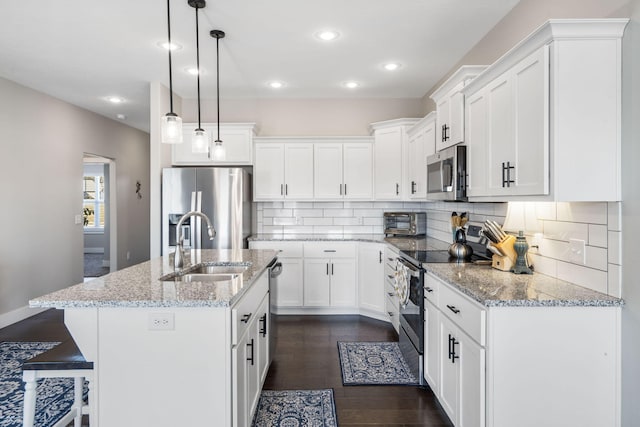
<box><xmin>252</xmin><ymin>389</ymin><xmax>338</xmax><ymax>427</ymax></box>
<box><xmin>0</xmin><ymin>342</ymin><xmax>77</xmax><ymax>427</ymax></box>
<box><xmin>337</xmin><ymin>341</ymin><xmax>418</xmax><ymax>385</ymax></box>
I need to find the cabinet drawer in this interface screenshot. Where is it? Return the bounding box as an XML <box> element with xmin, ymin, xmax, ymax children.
<box><xmin>232</xmin><ymin>271</ymin><xmax>269</xmax><ymax>345</ymax></box>
<box><xmin>384</xmin><ymin>277</ymin><xmax>398</xmax><ymax>301</ymax></box>
<box><xmin>249</xmin><ymin>241</ymin><xmax>303</xmax><ymax>258</ymax></box>
<box><xmin>423</xmin><ymin>273</ymin><xmax>440</xmax><ymax>305</ymax></box>
<box><xmin>304</xmin><ymin>242</ymin><xmax>356</xmax><ymax>258</ymax></box>
<box><xmin>437</xmin><ymin>280</ymin><xmax>486</xmax><ymax>346</ymax></box>
<box><xmin>385</xmin><ymin>293</ymin><xmax>399</xmax><ymax>332</ymax></box>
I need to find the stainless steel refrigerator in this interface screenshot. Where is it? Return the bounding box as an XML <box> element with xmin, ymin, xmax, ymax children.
<box><xmin>161</xmin><ymin>167</ymin><xmax>252</xmax><ymax>255</ymax></box>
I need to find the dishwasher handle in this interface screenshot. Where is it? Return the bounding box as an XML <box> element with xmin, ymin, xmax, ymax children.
<box><xmin>270</xmin><ymin>261</ymin><xmax>283</xmax><ymax>278</ymax></box>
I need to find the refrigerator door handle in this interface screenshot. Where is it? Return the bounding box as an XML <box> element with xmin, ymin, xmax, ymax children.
<box><xmin>195</xmin><ymin>191</ymin><xmax>202</xmax><ymax>249</ymax></box>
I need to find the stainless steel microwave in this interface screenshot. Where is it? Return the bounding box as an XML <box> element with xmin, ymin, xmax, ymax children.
<box><xmin>426</xmin><ymin>145</ymin><xmax>467</xmax><ymax>201</ymax></box>
<box><xmin>384</xmin><ymin>212</ymin><xmax>426</xmax><ymax>236</ymax></box>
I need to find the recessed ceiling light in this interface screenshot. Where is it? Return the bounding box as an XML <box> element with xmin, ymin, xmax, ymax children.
<box><xmin>159</xmin><ymin>41</ymin><xmax>181</xmax><ymax>51</ymax></box>
<box><xmin>343</xmin><ymin>81</ymin><xmax>359</xmax><ymax>89</ymax></box>
<box><xmin>384</xmin><ymin>63</ymin><xmax>401</xmax><ymax>71</ymax></box>
<box><xmin>315</xmin><ymin>30</ymin><xmax>340</xmax><ymax>41</ymax></box>
<box><xmin>186</xmin><ymin>67</ymin><xmax>200</xmax><ymax>75</ymax></box>
<box><xmin>107</xmin><ymin>96</ymin><xmax>124</xmax><ymax>104</ymax></box>
<box><xmin>268</xmin><ymin>81</ymin><xmax>285</xmax><ymax>89</ymax></box>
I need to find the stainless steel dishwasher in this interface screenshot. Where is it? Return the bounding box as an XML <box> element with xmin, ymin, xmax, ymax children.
<box><xmin>267</xmin><ymin>258</ymin><xmax>282</xmax><ymax>364</ymax></box>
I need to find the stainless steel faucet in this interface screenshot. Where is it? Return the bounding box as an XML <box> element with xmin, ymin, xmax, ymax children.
<box><xmin>174</xmin><ymin>211</ymin><xmax>216</xmax><ymax>270</ymax></box>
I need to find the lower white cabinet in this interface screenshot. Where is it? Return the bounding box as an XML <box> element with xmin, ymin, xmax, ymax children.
<box><xmin>384</xmin><ymin>245</ymin><xmax>400</xmax><ymax>332</ymax></box>
<box><xmin>303</xmin><ymin>243</ymin><xmax>357</xmax><ymax>308</ymax></box>
<box><xmin>249</xmin><ymin>241</ymin><xmax>304</xmax><ymax>308</ymax></box>
<box><xmin>358</xmin><ymin>243</ymin><xmax>385</xmax><ymax>315</ymax></box>
<box><xmin>423</xmin><ymin>298</ymin><xmax>440</xmax><ymax>391</ymax></box>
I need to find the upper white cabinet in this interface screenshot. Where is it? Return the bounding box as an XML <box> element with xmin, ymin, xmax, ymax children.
<box><xmin>406</xmin><ymin>113</ymin><xmax>437</xmax><ymax>200</ymax></box>
<box><xmin>464</xmin><ymin>19</ymin><xmax>628</xmax><ymax>202</ymax></box>
<box><xmin>314</xmin><ymin>141</ymin><xmax>373</xmax><ymax>200</ymax></box>
<box><xmin>370</xmin><ymin>119</ymin><xmax>420</xmax><ymax>200</ymax></box>
<box><xmin>430</xmin><ymin>66</ymin><xmax>487</xmax><ymax>152</ymax></box>
<box><xmin>253</xmin><ymin>140</ymin><xmax>314</xmax><ymax>201</ymax></box>
<box><xmin>173</xmin><ymin>123</ymin><xmax>256</xmax><ymax>165</ymax></box>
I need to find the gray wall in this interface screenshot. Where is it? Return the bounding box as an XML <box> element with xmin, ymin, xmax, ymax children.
<box><xmin>0</xmin><ymin>76</ymin><xmax>150</xmax><ymax>319</ymax></box>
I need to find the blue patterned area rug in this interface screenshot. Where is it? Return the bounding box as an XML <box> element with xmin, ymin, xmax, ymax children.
<box><xmin>337</xmin><ymin>341</ymin><xmax>418</xmax><ymax>385</ymax></box>
<box><xmin>0</xmin><ymin>342</ymin><xmax>77</xmax><ymax>427</ymax></box>
<box><xmin>252</xmin><ymin>389</ymin><xmax>338</xmax><ymax>427</ymax></box>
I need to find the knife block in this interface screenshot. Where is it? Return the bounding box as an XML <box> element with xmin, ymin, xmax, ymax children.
<box><xmin>492</xmin><ymin>235</ymin><xmax>517</xmax><ymax>263</ymax></box>
<box><xmin>492</xmin><ymin>254</ymin><xmax>514</xmax><ymax>271</ymax></box>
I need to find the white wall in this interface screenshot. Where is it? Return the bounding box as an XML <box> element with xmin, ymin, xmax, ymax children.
<box><xmin>0</xmin><ymin>76</ymin><xmax>150</xmax><ymax>322</ymax></box>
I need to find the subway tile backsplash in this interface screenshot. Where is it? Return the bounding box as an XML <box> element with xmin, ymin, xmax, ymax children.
<box><xmin>255</xmin><ymin>200</ymin><xmax>622</xmax><ymax>298</ymax></box>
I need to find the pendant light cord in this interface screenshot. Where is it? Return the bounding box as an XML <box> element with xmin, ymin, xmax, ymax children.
<box><xmin>167</xmin><ymin>0</ymin><xmax>174</xmax><ymax>113</ymax></box>
<box><xmin>195</xmin><ymin>6</ymin><xmax>202</xmax><ymax>129</ymax></box>
<box><xmin>216</xmin><ymin>35</ymin><xmax>220</xmax><ymax>142</ymax></box>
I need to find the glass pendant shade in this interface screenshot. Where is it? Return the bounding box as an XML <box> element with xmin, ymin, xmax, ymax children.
<box><xmin>211</xmin><ymin>140</ymin><xmax>226</xmax><ymax>161</ymax></box>
<box><xmin>161</xmin><ymin>113</ymin><xmax>183</xmax><ymax>144</ymax></box>
<box><xmin>192</xmin><ymin>128</ymin><xmax>209</xmax><ymax>153</ymax></box>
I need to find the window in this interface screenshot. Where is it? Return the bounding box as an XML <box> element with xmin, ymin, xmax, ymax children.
<box><xmin>83</xmin><ymin>175</ymin><xmax>105</xmax><ymax>230</ymax></box>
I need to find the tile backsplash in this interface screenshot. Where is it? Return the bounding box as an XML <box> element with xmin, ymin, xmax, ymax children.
<box><xmin>256</xmin><ymin>200</ymin><xmax>621</xmax><ymax>298</ymax></box>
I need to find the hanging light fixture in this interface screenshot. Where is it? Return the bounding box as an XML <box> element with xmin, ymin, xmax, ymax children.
<box><xmin>189</xmin><ymin>0</ymin><xmax>209</xmax><ymax>154</ymax></box>
<box><xmin>160</xmin><ymin>0</ymin><xmax>183</xmax><ymax>144</ymax></box>
<box><xmin>210</xmin><ymin>29</ymin><xmax>226</xmax><ymax>161</ymax></box>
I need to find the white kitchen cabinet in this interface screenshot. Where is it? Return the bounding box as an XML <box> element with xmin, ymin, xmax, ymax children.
<box><xmin>383</xmin><ymin>245</ymin><xmax>400</xmax><ymax>332</ymax></box>
<box><xmin>249</xmin><ymin>241</ymin><xmax>304</xmax><ymax>308</ymax></box>
<box><xmin>253</xmin><ymin>141</ymin><xmax>314</xmax><ymax>201</ymax></box>
<box><xmin>370</xmin><ymin>119</ymin><xmax>420</xmax><ymax>200</ymax></box>
<box><xmin>423</xmin><ymin>298</ymin><xmax>440</xmax><ymax>391</ymax></box>
<box><xmin>406</xmin><ymin>113</ymin><xmax>437</xmax><ymax>200</ymax></box>
<box><xmin>303</xmin><ymin>242</ymin><xmax>357</xmax><ymax>308</ymax></box>
<box><xmin>430</xmin><ymin>66</ymin><xmax>487</xmax><ymax>152</ymax></box>
<box><xmin>256</xmin><ymin>295</ymin><xmax>270</xmax><ymax>385</ymax></box>
<box><xmin>173</xmin><ymin>123</ymin><xmax>256</xmax><ymax>165</ymax></box>
<box><xmin>314</xmin><ymin>142</ymin><xmax>373</xmax><ymax>200</ymax></box>
<box><xmin>358</xmin><ymin>243</ymin><xmax>385</xmax><ymax>317</ymax></box>
<box><xmin>464</xmin><ymin>19</ymin><xmax>628</xmax><ymax>202</ymax></box>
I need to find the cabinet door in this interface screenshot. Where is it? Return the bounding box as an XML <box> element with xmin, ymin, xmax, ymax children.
<box><xmin>374</xmin><ymin>127</ymin><xmax>404</xmax><ymax>200</ymax></box>
<box><xmin>449</xmin><ymin>90</ymin><xmax>465</xmax><ymax>146</ymax></box>
<box><xmin>343</xmin><ymin>143</ymin><xmax>373</xmax><ymax>200</ymax></box>
<box><xmin>511</xmin><ymin>46</ymin><xmax>549</xmax><ymax>196</ymax></box>
<box><xmin>407</xmin><ymin>122</ymin><xmax>434</xmax><ymax>201</ymax></box>
<box><xmin>466</xmin><ymin>90</ymin><xmax>489</xmax><ymax>197</ymax></box>
<box><xmin>486</xmin><ymin>71</ymin><xmax>514</xmax><ymax>195</ymax></box>
<box><xmin>330</xmin><ymin>258</ymin><xmax>357</xmax><ymax>307</ymax></box>
<box><xmin>256</xmin><ymin>296</ymin><xmax>270</xmax><ymax>385</ymax></box>
<box><xmin>314</xmin><ymin>143</ymin><xmax>343</xmax><ymax>199</ymax></box>
<box><xmin>246</xmin><ymin>324</ymin><xmax>260</xmax><ymax>423</ymax></box>
<box><xmin>439</xmin><ymin>315</ymin><xmax>459</xmax><ymax>425</ymax></box>
<box><xmin>435</xmin><ymin>97</ymin><xmax>450</xmax><ymax>152</ymax></box>
<box><xmin>424</xmin><ymin>299</ymin><xmax>440</xmax><ymax>391</ymax></box>
<box><xmin>173</xmin><ymin>125</ymin><xmax>252</xmax><ymax>165</ymax></box>
<box><xmin>358</xmin><ymin>244</ymin><xmax>385</xmax><ymax>314</ymax></box>
<box><xmin>458</xmin><ymin>332</ymin><xmax>485</xmax><ymax>427</ymax></box>
<box><xmin>273</xmin><ymin>258</ymin><xmax>304</xmax><ymax>307</ymax></box>
<box><xmin>303</xmin><ymin>259</ymin><xmax>331</xmax><ymax>306</ymax></box>
<box><xmin>284</xmin><ymin>144</ymin><xmax>314</xmax><ymax>199</ymax></box>
<box><xmin>254</xmin><ymin>143</ymin><xmax>284</xmax><ymax>200</ymax></box>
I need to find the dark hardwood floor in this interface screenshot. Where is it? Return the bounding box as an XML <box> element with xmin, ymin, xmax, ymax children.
<box><xmin>264</xmin><ymin>314</ymin><xmax>453</xmax><ymax>427</ymax></box>
<box><xmin>1</xmin><ymin>310</ymin><xmax>453</xmax><ymax>426</ymax></box>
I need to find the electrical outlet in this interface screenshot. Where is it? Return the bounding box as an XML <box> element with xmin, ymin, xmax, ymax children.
<box><xmin>148</xmin><ymin>313</ymin><xmax>175</xmax><ymax>331</ymax></box>
<box><xmin>569</xmin><ymin>239</ymin><xmax>586</xmax><ymax>265</ymax></box>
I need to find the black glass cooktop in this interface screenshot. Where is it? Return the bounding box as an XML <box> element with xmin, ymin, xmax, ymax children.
<box><xmin>401</xmin><ymin>250</ymin><xmax>491</xmax><ymax>265</ymax></box>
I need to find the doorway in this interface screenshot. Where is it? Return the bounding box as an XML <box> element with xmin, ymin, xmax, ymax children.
<box><xmin>83</xmin><ymin>154</ymin><xmax>117</xmax><ymax>279</ymax></box>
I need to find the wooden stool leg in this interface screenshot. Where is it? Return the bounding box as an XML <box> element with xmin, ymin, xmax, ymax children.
<box><xmin>22</xmin><ymin>371</ymin><xmax>37</xmax><ymax>427</ymax></box>
<box><xmin>73</xmin><ymin>377</ymin><xmax>83</xmax><ymax>427</ymax></box>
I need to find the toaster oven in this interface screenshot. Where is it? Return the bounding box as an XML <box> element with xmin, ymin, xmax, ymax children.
<box><xmin>384</xmin><ymin>212</ymin><xmax>426</xmax><ymax>236</ymax></box>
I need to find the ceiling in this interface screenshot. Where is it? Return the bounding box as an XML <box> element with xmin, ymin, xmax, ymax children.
<box><xmin>0</xmin><ymin>0</ymin><xmax>520</xmax><ymax>132</ymax></box>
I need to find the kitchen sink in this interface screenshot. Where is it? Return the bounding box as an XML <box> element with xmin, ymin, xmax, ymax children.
<box><xmin>159</xmin><ymin>263</ymin><xmax>248</xmax><ymax>283</ymax></box>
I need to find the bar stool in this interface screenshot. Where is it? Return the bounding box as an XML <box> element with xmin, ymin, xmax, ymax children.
<box><xmin>21</xmin><ymin>340</ymin><xmax>93</xmax><ymax>427</ymax></box>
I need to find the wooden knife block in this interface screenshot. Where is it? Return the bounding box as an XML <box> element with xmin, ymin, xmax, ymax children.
<box><xmin>491</xmin><ymin>235</ymin><xmax>518</xmax><ymax>271</ymax></box>
<box><xmin>492</xmin><ymin>254</ymin><xmax>514</xmax><ymax>271</ymax></box>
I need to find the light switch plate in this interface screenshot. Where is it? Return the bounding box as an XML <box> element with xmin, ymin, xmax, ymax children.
<box><xmin>569</xmin><ymin>238</ymin><xmax>586</xmax><ymax>265</ymax></box>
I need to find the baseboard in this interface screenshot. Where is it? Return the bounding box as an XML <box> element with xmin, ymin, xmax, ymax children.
<box><xmin>0</xmin><ymin>306</ymin><xmax>48</xmax><ymax>330</ymax></box>
<box><xmin>84</xmin><ymin>248</ymin><xmax>104</xmax><ymax>254</ymax></box>
<box><xmin>102</xmin><ymin>260</ymin><xmax>111</xmax><ymax>268</ymax></box>
<box><xmin>273</xmin><ymin>306</ymin><xmax>390</xmax><ymax>323</ymax></box>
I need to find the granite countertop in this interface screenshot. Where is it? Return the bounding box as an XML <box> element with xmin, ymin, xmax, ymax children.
<box><xmin>29</xmin><ymin>249</ymin><xmax>278</xmax><ymax>309</ymax></box>
<box><xmin>425</xmin><ymin>263</ymin><xmax>623</xmax><ymax>308</ymax></box>
<box><xmin>248</xmin><ymin>233</ymin><xmax>451</xmax><ymax>251</ymax></box>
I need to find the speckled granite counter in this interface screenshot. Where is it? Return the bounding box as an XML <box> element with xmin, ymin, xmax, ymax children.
<box><xmin>425</xmin><ymin>263</ymin><xmax>622</xmax><ymax>307</ymax></box>
<box><xmin>248</xmin><ymin>233</ymin><xmax>451</xmax><ymax>251</ymax></box>
<box><xmin>29</xmin><ymin>249</ymin><xmax>278</xmax><ymax>309</ymax></box>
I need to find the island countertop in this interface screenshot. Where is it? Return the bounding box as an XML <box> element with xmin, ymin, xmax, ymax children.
<box><xmin>29</xmin><ymin>249</ymin><xmax>278</xmax><ymax>309</ymax></box>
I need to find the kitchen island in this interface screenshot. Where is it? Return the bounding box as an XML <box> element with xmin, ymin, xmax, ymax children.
<box><xmin>30</xmin><ymin>249</ymin><xmax>278</xmax><ymax>427</ymax></box>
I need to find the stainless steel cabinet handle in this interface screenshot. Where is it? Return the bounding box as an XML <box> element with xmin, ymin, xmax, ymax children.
<box><xmin>324</xmin><ymin>250</ymin><xmax>336</xmax><ymax>253</ymax></box>
<box><xmin>339</xmin><ymin>184</ymin><xmax>343</xmax><ymax>195</ymax></box>
<box><xmin>379</xmin><ymin>251</ymin><xmax>383</xmax><ymax>263</ymax></box>
<box><xmin>331</xmin><ymin>263</ymin><xmax>334</xmax><ymax>275</ymax></box>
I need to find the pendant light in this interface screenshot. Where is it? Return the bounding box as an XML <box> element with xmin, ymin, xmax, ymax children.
<box><xmin>160</xmin><ymin>0</ymin><xmax>183</xmax><ymax>144</ymax></box>
<box><xmin>189</xmin><ymin>0</ymin><xmax>209</xmax><ymax>154</ymax></box>
<box><xmin>210</xmin><ymin>29</ymin><xmax>226</xmax><ymax>161</ymax></box>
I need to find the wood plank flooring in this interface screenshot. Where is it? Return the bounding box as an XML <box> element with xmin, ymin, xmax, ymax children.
<box><xmin>1</xmin><ymin>310</ymin><xmax>453</xmax><ymax>426</ymax></box>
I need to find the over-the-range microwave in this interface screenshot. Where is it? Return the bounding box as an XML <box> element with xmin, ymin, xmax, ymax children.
<box><xmin>426</xmin><ymin>144</ymin><xmax>467</xmax><ymax>201</ymax></box>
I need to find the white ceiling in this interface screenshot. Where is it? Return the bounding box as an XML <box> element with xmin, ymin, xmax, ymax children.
<box><xmin>0</xmin><ymin>0</ymin><xmax>520</xmax><ymax>132</ymax></box>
